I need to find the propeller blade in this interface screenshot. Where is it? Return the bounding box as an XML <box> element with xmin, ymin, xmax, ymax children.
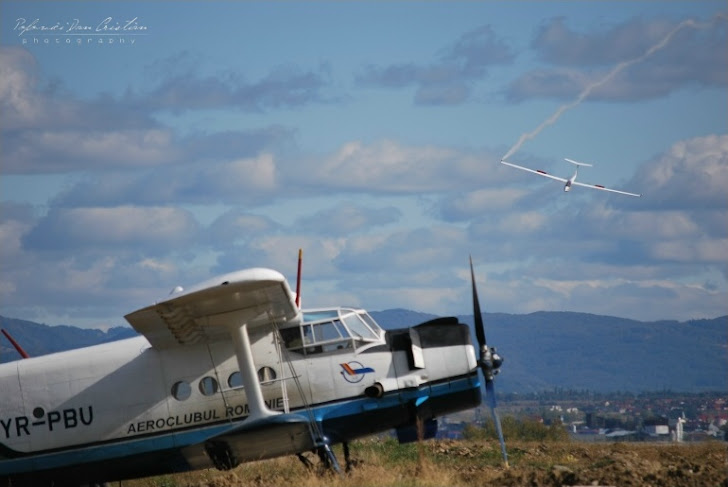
<box><xmin>485</xmin><ymin>380</ymin><xmax>509</xmax><ymax>467</ymax></box>
<box><xmin>485</xmin><ymin>377</ymin><xmax>497</xmax><ymax>409</ymax></box>
<box><xmin>469</xmin><ymin>255</ymin><xmax>486</xmax><ymax>350</ymax></box>
<box><xmin>470</xmin><ymin>256</ymin><xmax>508</xmax><ymax>467</ymax></box>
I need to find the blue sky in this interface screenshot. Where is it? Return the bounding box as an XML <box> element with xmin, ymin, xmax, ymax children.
<box><xmin>1</xmin><ymin>1</ymin><xmax>726</xmax><ymax>329</ymax></box>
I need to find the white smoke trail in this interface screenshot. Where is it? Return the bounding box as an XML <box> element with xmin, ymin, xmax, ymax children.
<box><xmin>502</xmin><ymin>14</ymin><xmax>727</xmax><ymax>161</ymax></box>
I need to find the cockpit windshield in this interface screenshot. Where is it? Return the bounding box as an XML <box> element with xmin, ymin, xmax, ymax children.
<box><xmin>279</xmin><ymin>308</ymin><xmax>384</xmax><ymax>355</ymax></box>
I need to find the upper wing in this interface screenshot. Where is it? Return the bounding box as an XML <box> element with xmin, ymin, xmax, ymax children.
<box><xmin>500</xmin><ymin>160</ymin><xmax>568</xmax><ymax>183</ymax></box>
<box><xmin>125</xmin><ymin>268</ymin><xmax>301</xmax><ymax>348</ymax></box>
<box><xmin>571</xmin><ymin>181</ymin><xmax>641</xmax><ymax>197</ymax></box>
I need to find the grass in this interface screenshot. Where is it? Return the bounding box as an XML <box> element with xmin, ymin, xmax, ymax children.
<box><xmin>122</xmin><ymin>437</ymin><xmax>511</xmax><ymax>487</ymax></box>
<box><xmin>120</xmin><ymin>424</ymin><xmax>728</xmax><ymax>487</ymax></box>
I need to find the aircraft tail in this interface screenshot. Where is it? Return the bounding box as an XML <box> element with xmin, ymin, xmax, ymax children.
<box><xmin>2</xmin><ymin>328</ymin><xmax>30</xmax><ymax>359</ymax></box>
<box><xmin>564</xmin><ymin>158</ymin><xmax>593</xmax><ymax>167</ymax></box>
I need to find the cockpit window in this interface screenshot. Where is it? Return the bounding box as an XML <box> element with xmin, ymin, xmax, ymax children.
<box><xmin>281</xmin><ymin>308</ymin><xmax>383</xmax><ymax>355</ymax></box>
<box><xmin>359</xmin><ymin>313</ymin><xmax>381</xmax><ymax>333</ymax></box>
<box><xmin>314</xmin><ymin>319</ymin><xmax>344</xmax><ymax>342</ymax></box>
<box><xmin>303</xmin><ymin>310</ymin><xmax>339</xmax><ymax>322</ymax></box>
<box><xmin>342</xmin><ymin>312</ymin><xmax>377</xmax><ymax>340</ymax></box>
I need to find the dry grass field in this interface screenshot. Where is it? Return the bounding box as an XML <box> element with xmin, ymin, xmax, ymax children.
<box><xmin>123</xmin><ymin>437</ymin><xmax>727</xmax><ymax>487</ymax></box>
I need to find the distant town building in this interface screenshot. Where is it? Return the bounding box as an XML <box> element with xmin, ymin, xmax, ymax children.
<box><xmin>643</xmin><ymin>417</ymin><xmax>670</xmax><ymax>436</ymax></box>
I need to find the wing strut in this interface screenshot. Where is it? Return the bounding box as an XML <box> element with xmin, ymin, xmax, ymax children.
<box><xmin>227</xmin><ymin>319</ymin><xmax>342</xmax><ymax>471</ymax></box>
<box><xmin>228</xmin><ymin>323</ymin><xmax>278</xmax><ymax>421</ymax></box>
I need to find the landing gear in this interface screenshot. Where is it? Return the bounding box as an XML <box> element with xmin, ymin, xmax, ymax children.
<box><xmin>297</xmin><ymin>440</ymin><xmax>357</xmax><ymax>475</ymax></box>
<box><xmin>205</xmin><ymin>440</ymin><xmax>238</xmax><ymax>471</ymax></box>
<box><xmin>343</xmin><ymin>441</ymin><xmax>353</xmax><ymax>473</ymax></box>
<box><xmin>297</xmin><ymin>452</ymin><xmax>315</xmax><ymax>470</ymax></box>
<box><xmin>315</xmin><ymin>437</ymin><xmax>341</xmax><ymax>473</ymax></box>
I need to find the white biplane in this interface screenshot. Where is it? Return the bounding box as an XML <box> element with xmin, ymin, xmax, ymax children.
<box><xmin>501</xmin><ymin>158</ymin><xmax>642</xmax><ymax>197</ymax></box>
<box><xmin>0</xmin><ymin>254</ymin><xmax>506</xmax><ymax>486</ymax></box>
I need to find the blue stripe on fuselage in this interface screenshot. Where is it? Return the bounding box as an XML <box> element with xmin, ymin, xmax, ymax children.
<box><xmin>1</xmin><ymin>373</ymin><xmax>480</xmax><ymax>477</ymax></box>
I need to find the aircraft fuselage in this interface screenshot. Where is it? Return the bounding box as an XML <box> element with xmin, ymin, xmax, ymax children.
<box><xmin>1</xmin><ymin>311</ymin><xmax>480</xmax><ymax>486</ymax></box>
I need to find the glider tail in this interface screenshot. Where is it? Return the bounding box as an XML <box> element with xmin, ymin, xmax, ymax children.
<box><xmin>564</xmin><ymin>158</ymin><xmax>593</xmax><ymax>167</ymax></box>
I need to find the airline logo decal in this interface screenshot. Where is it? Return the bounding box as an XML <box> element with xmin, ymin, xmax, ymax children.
<box><xmin>339</xmin><ymin>361</ymin><xmax>374</xmax><ymax>383</ymax></box>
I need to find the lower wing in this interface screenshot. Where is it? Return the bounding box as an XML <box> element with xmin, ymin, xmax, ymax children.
<box><xmin>500</xmin><ymin>160</ymin><xmax>568</xmax><ymax>183</ymax></box>
<box><xmin>572</xmin><ymin>181</ymin><xmax>641</xmax><ymax>197</ymax></box>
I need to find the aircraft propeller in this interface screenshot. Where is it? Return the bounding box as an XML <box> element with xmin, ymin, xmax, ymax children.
<box><xmin>469</xmin><ymin>256</ymin><xmax>509</xmax><ymax>467</ymax></box>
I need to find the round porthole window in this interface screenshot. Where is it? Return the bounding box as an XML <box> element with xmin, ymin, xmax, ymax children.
<box><xmin>172</xmin><ymin>381</ymin><xmax>191</xmax><ymax>401</ymax></box>
<box><xmin>228</xmin><ymin>371</ymin><xmax>243</xmax><ymax>389</ymax></box>
<box><xmin>199</xmin><ymin>376</ymin><xmax>219</xmax><ymax>396</ymax></box>
<box><xmin>257</xmin><ymin>366</ymin><xmax>277</xmax><ymax>385</ymax></box>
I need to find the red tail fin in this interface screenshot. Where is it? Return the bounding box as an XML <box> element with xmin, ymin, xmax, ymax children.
<box><xmin>1</xmin><ymin>328</ymin><xmax>30</xmax><ymax>359</ymax></box>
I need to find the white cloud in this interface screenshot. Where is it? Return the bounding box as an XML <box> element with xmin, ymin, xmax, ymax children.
<box><xmin>246</xmin><ymin>234</ymin><xmax>348</xmax><ymax>279</ymax></box>
<box><xmin>356</xmin><ymin>25</ymin><xmax>515</xmax><ymax>105</ymax></box>
<box><xmin>13</xmin><ymin>129</ymin><xmax>178</xmax><ymax>172</ymax></box>
<box><xmin>207</xmin><ymin>210</ymin><xmax>278</xmax><ymax>243</ymax></box>
<box><xmin>212</xmin><ymin>153</ymin><xmax>278</xmax><ymax>191</ymax></box>
<box><xmin>439</xmin><ymin>188</ymin><xmax>528</xmax><ymax>220</ymax></box>
<box><xmin>508</xmin><ymin>15</ymin><xmax>727</xmax><ymax>102</ymax></box>
<box><xmin>316</xmin><ymin>139</ymin><xmax>493</xmax><ymax>192</ymax></box>
<box><xmin>0</xmin><ymin>47</ymin><xmax>180</xmax><ymax>174</ymax></box>
<box><xmin>137</xmin><ymin>258</ymin><xmax>177</xmax><ymax>274</ymax></box>
<box><xmin>651</xmin><ymin>238</ymin><xmax>728</xmax><ymax>263</ymax></box>
<box><xmin>0</xmin><ymin>47</ymin><xmax>44</xmax><ymax>129</ymax></box>
<box><xmin>293</xmin><ymin>203</ymin><xmax>402</xmax><ymax>235</ymax></box>
<box><xmin>0</xmin><ymin>219</ymin><xmax>30</xmax><ymax>262</ymax></box>
<box><xmin>367</xmin><ymin>285</ymin><xmax>462</xmax><ymax>315</ymax></box>
<box><xmin>23</xmin><ymin>206</ymin><xmax>200</xmax><ymax>251</ymax></box>
<box><xmin>57</xmin><ymin>257</ymin><xmax>118</xmax><ymax>293</ymax></box>
<box><xmin>50</xmin><ymin>149</ymin><xmax>287</xmax><ymax>208</ymax></box>
<box><xmin>635</xmin><ymin>134</ymin><xmax>728</xmax><ymax>208</ymax></box>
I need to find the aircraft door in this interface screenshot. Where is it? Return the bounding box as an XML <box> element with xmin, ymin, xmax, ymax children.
<box><xmin>304</xmin><ymin>356</ymin><xmax>334</xmax><ymax>405</ymax></box>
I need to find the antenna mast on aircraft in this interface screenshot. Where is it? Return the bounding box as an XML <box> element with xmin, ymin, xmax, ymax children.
<box><xmin>295</xmin><ymin>248</ymin><xmax>303</xmax><ymax>308</ymax></box>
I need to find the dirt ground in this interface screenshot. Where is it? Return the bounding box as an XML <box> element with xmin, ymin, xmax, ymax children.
<box><xmin>437</xmin><ymin>440</ymin><xmax>728</xmax><ymax>487</ymax></box>
<box><xmin>128</xmin><ymin>439</ymin><xmax>727</xmax><ymax>487</ymax></box>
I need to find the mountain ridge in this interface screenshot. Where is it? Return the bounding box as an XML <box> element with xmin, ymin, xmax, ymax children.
<box><xmin>2</xmin><ymin>311</ymin><xmax>725</xmax><ymax>394</ymax></box>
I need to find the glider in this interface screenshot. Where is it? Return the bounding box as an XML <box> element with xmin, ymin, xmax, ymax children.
<box><xmin>501</xmin><ymin>158</ymin><xmax>641</xmax><ymax>197</ymax></box>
